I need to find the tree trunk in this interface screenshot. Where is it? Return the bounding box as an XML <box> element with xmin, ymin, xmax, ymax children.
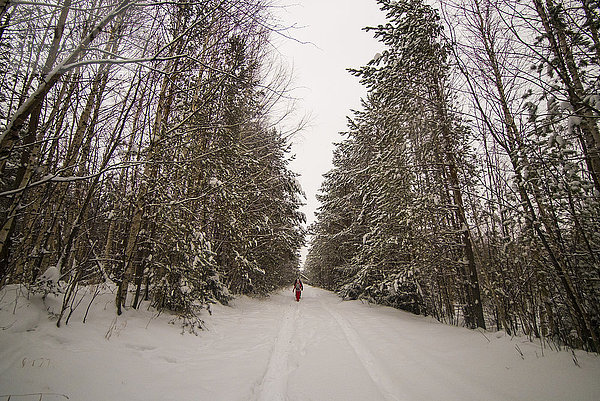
<box><xmin>0</xmin><ymin>0</ymin><xmax>135</xmax><ymax>161</ymax></box>
<box><xmin>0</xmin><ymin>0</ymin><xmax>72</xmax><ymax>282</ymax></box>
<box><xmin>533</xmin><ymin>0</ymin><xmax>600</xmax><ymax>194</ymax></box>
<box><xmin>467</xmin><ymin>0</ymin><xmax>598</xmax><ymax>350</ymax></box>
<box><xmin>116</xmin><ymin>36</ymin><xmax>183</xmax><ymax>311</ymax></box>
<box><xmin>432</xmin><ymin>74</ymin><xmax>486</xmax><ymax>329</ymax></box>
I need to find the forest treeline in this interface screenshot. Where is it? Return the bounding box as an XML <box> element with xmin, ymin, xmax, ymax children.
<box><xmin>306</xmin><ymin>0</ymin><xmax>600</xmax><ymax>352</ymax></box>
<box><xmin>0</xmin><ymin>0</ymin><xmax>305</xmax><ymax>328</ymax></box>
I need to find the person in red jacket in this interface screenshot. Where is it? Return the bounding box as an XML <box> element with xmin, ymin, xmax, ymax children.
<box><xmin>293</xmin><ymin>278</ymin><xmax>304</xmax><ymax>302</ymax></box>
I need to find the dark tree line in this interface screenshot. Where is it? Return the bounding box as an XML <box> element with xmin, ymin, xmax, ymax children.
<box><xmin>306</xmin><ymin>0</ymin><xmax>600</xmax><ymax>352</ymax></box>
<box><xmin>0</xmin><ymin>0</ymin><xmax>305</xmax><ymax>328</ymax></box>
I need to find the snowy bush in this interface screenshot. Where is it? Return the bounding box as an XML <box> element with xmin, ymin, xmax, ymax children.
<box><xmin>29</xmin><ymin>266</ymin><xmax>62</xmax><ymax>298</ymax></box>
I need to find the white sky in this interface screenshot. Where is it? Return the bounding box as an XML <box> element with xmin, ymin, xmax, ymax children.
<box><xmin>273</xmin><ymin>0</ymin><xmax>385</xmax><ymax>262</ymax></box>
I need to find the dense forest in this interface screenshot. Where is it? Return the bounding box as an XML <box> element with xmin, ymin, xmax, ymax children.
<box><xmin>1</xmin><ymin>0</ymin><xmax>599</xmax><ymax>355</ymax></box>
<box><xmin>0</xmin><ymin>0</ymin><xmax>305</xmax><ymax>328</ymax></box>
<box><xmin>306</xmin><ymin>0</ymin><xmax>600</xmax><ymax>352</ymax></box>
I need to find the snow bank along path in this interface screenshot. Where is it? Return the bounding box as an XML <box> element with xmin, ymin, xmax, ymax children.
<box><xmin>1</xmin><ymin>285</ymin><xmax>599</xmax><ymax>401</ymax></box>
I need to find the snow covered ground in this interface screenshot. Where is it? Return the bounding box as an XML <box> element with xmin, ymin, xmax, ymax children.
<box><xmin>1</xmin><ymin>284</ymin><xmax>599</xmax><ymax>401</ymax></box>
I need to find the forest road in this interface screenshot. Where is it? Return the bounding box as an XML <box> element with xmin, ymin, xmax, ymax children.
<box><xmin>252</xmin><ymin>285</ymin><xmax>402</xmax><ymax>401</ymax></box>
<box><xmin>1</xmin><ymin>284</ymin><xmax>599</xmax><ymax>401</ymax></box>
<box><xmin>245</xmin><ymin>285</ymin><xmax>599</xmax><ymax>401</ymax></box>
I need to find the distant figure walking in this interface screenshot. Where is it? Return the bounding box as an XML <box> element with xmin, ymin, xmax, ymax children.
<box><xmin>293</xmin><ymin>278</ymin><xmax>304</xmax><ymax>302</ymax></box>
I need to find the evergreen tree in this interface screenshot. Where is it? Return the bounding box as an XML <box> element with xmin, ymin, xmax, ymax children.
<box><xmin>308</xmin><ymin>0</ymin><xmax>486</xmax><ymax>328</ymax></box>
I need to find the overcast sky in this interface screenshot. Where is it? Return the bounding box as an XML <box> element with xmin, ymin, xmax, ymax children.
<box><xmin>273</xmin><ymin>0</ymin><xmax>385</xmax><ymax>261</ymax></box>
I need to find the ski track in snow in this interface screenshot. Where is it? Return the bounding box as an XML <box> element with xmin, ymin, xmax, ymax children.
<box><xmin>339</xmin><ymin>304</ymin><xmax>514</xmax><ymax>401</ymax></box>
<box><xmin>382</xmin><ymin>323</ymin><xmax>509</xmax><ymax>400</ymax></box>
<box><xmin>319</xmin><ymin>299</ymin><xmax>401</xmax><ymax>401</ymax></box>
<box><xmin>252</xmin><ymin>302</ymin><xmax>300</xmax><ymax>401</ymax></box>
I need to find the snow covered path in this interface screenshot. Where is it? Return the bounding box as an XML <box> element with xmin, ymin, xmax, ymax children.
<box><xmin>1</xmin><ymin>285</ymin><xmax>599</xmax><ymax>401</ymax></box>
<box><xmin>251</xmin><ymin>287</ymin><xmax>599</xmax><ymax>401</ymax></box>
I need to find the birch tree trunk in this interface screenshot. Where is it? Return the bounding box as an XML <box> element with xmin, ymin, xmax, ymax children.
<box><xmin>0</xmin><ymin>0</ymin><xmax>71</xmax><ymax>282</ymax></box>
<box><xmin>0</xmin><ymin>0</ymin><xmax>135</xmax><ymax>162</ymax></box>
